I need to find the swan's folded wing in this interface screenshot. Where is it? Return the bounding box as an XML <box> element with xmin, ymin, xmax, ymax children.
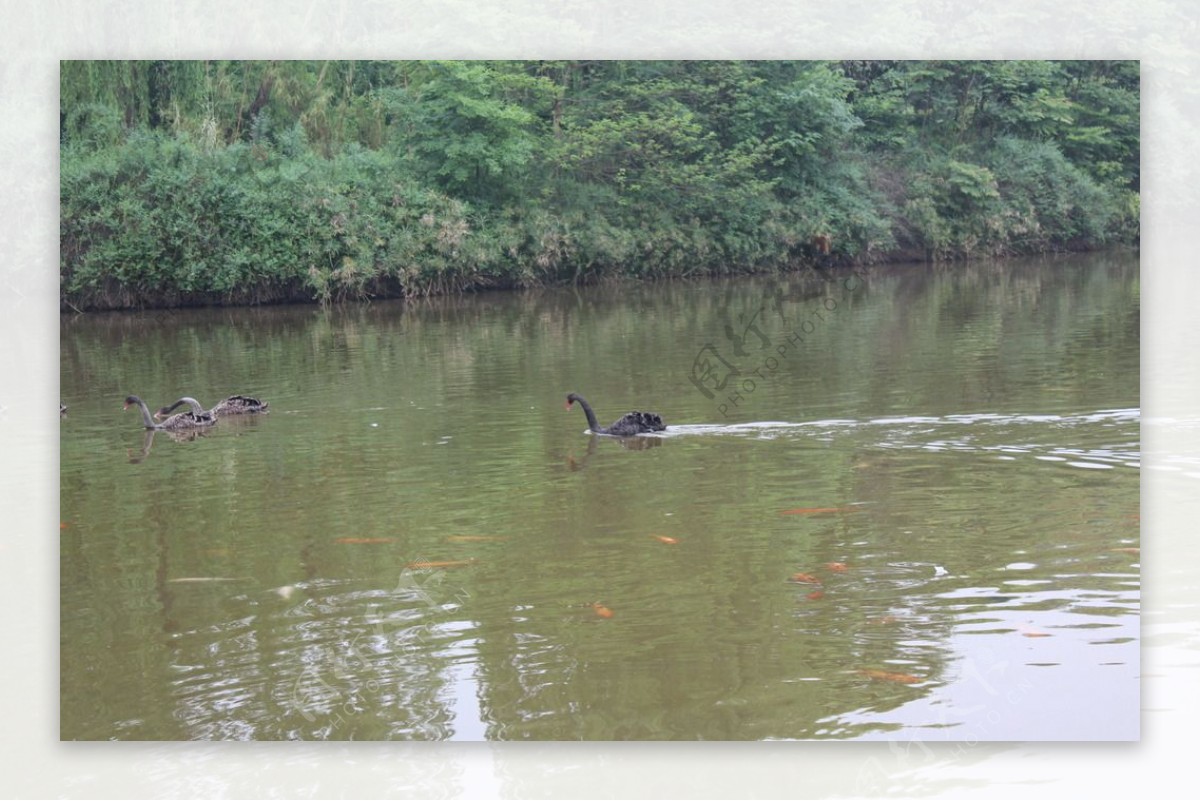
<box><xmin>633</xmin><ymin>411</ymin><xmax>667</xmax><ymax>431</ymax></box>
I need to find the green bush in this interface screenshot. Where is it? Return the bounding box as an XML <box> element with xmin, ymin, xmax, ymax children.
<box><xmin>985</xmin><ymin>137</ymin><xmax>1113</xmax><ymax>251</ymax></box>
<box><xmin>60</xmin><ymin>60</ymin><xmax>1139</xmax><ymax>309</ymax></box>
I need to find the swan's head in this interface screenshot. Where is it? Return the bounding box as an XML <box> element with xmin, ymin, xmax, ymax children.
<box><xmin>565</xmin><ymin>393</ymin><xmax>580</xmax><ymax>410</ymax></box>
<box><xmin>122</xmin><ymin>395</ymin><xmax>141</xmax><ymax>411</ymax></box>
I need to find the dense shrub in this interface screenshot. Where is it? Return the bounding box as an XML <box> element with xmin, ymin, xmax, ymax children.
<box><xmin>60</xmin><ymin>60</ymin><xmax>1139</xmax><ymax>309</ymax></box>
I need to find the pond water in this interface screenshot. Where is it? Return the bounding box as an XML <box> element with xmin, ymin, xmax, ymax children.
<box><xmin>60</xmin><ymin>252</ymin><xmax>1140</xmax><ymax>741</ymax></box>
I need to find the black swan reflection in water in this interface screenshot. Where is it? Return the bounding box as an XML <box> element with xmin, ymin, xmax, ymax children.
<box><xmin>565</xmin><ymin>393</ymin><xmax>666</xmax><ymax>436</ymax></box>
<box><xmin>124</xmin><ymin>395</ymin><xmax>217</xmax><ymax>431</ymax></box>
<box><xmin>156</xmin><ymin>394</ymin><xmax>269</xmax><ymax>418</ymax></box>
<box><xmin>128</xmin><ymin>427</ymin><xmax>209</xmax><ymax>463</ymax></box>
<box><xmin>567</xmin><ymin>433</ymin><xmax>662</xmax><ymax>470</ymax></box>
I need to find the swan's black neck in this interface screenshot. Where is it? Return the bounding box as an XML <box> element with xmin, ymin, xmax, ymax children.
<box><xmin>124</xmin><ymin>396</ymin><xmax>159</xmax><ymax>430</ymax></box>
<box><xmin>569</xmin><ymin>394</ymin><xmax>602</xmax><ymax>433</ymax></box>
<box><xmin>160</xmin><ymin>397</ymin><xmax>206</xmax><ymax>417</ymax></box>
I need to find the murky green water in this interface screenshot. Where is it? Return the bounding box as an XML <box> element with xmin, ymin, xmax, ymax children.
<box><xmin>60</xmin><ymin>252</ymin><xmax>1140</xmax><ymax>740</ymax></box>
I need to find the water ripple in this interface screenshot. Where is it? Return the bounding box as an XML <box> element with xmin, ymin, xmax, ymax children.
<box><xmin>663</xmin><ymin>409</ymin><xmax>1141</xmax><ymax>471</ymax></box>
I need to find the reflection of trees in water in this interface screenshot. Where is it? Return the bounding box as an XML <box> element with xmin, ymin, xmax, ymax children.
<box><xmin>60</xmin><ymin>252</ymin><xmax>1140</xmax><ymax>740</ymax></box>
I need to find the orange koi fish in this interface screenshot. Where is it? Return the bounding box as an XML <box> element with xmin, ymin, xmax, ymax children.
<box><xmin>167</xmin><ymin>577</ymin><xmax>245</xmax><ymax>584</ymax></box>
<box><xmin>857</xmin><ymin>668</ymin><xmax>921</xmax><ymax>684</ymax></box>
<box><xmin>406</xmin><ymin>559</ymin><xmax>476</xmax><ymax>569</ymax></box>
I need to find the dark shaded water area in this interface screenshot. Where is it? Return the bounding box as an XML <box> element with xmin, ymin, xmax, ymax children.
<box><xmin>60</xmin><ymin>252</ymin><xmax>1140</xmax><ymax>740</ymax></box>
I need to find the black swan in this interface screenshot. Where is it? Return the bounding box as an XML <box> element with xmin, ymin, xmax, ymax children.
<box><xmin>124</xmin><ymin>395</ymin><xmax>217</xmax><ymax>431</ymax></box>
<box><xmin>156</xmin><ymin>394</ymin><xmax>269</xmax><ymax>418</ymax></box>
<box><xmin>565</xmin><ymin>393</ymin><xmax>666</xmax><ymax>436</ymax></box>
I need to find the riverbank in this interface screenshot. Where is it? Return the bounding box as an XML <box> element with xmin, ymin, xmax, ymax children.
<box><xmin>59</xmin><ymin>244</ymin><xmax>1132</xmax><ymax>313</ymax></box>
<box><xmin>59</xmin><ymin>265</ymin><xmax>815</xmax><ymax>313</ymax></box>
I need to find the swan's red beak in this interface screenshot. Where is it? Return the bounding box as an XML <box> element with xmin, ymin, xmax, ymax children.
<box><xmin>565</xmin><ymin>400</ymin><xmax>573</xmax><ymax>410</ymax></box>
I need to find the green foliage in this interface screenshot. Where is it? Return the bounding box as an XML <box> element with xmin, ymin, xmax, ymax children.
<box><xmin>897</xmin><ymin>140</ymin><xmax>1115</xmax><ymax>260</ymax></box>
<box><xmin>60</xmin><ymin>129</ymin><xmax>486</xmax><ymax>305</ymax></box>
<box><xmin>381</xmin><ymin>62</ymin><xmax>555</xmax><ymax>205</ymax></box>
<box><xmin>60</xmin><ymin>60</ymin><xmax>1140</xmax><ymax>309</ymax></box>
<box><xmin>848</xmin><ymin>60</ymin><xmax>1137</xmax><ymax>261</ymax></box>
